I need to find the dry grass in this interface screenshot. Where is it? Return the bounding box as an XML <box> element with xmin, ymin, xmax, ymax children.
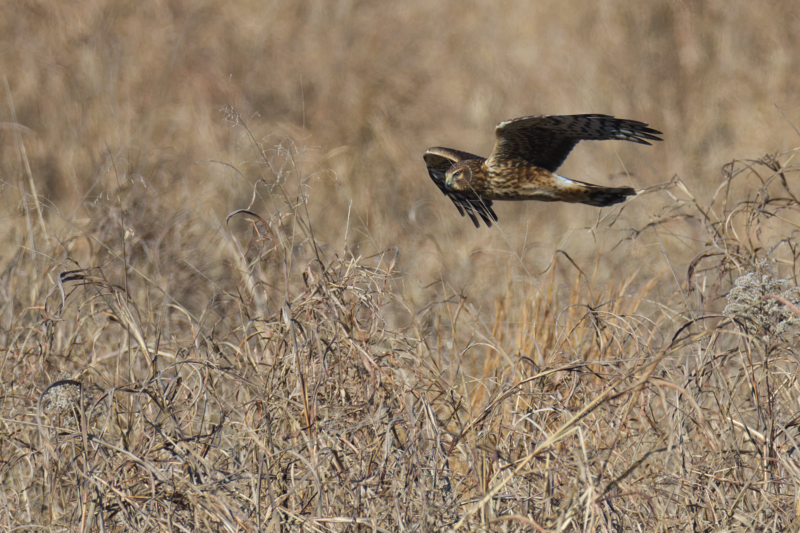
<box><xmin>3</xmin><ymin>1</ymin><xmax>800</xmax><ymax>531</ymax></box>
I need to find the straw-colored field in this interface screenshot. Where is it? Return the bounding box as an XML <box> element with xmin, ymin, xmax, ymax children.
<box><xmin>3</xmin><ymin>1</ymin><xmax>800</xmax><ymax>531</ymax></box>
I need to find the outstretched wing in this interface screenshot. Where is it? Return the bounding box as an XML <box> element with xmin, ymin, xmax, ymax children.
<box><xmin>423</xmin><ymin>147</ymin><xmax>498</xmax><ymax>228</ymax></box>
<box><xmin>486</xmin><ymin>114</ymin><xmax>663</xmax><ymax>172</ymax></box>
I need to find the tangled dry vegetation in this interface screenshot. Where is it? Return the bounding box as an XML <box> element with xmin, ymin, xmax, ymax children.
<box><xmin>3</xmin><ymin>1</ymin><xmax>800</xmax><ymax>531</ymax></box>
<box><xmin>1</xmin><ymin>106</ymin><xmax>800</xmax><ymax>532</ymax></box>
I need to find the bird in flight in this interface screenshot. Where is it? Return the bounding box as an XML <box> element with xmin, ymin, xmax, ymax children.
<box><xmin>423</xmin><ymin>114</ymin><xmax>662</xmax><ymax>227</ymax></box>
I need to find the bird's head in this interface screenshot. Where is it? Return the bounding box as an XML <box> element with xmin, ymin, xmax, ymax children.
<box><xmin>445</xmin><ymin>163</ymin><xmax>472</xmax><ymax>191</ymax></box>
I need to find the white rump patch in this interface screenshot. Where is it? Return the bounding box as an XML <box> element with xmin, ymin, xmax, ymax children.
<box><xmin>554</xmin><ymin>173</ymin><xmax>575</xmax><ymax>186</ymax></box>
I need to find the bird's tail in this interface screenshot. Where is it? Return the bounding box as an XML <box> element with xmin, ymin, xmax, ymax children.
<box><xmin>570</xmin><ymin>180</ymin><xmax>637</xmax><ymax>207</ymax></box>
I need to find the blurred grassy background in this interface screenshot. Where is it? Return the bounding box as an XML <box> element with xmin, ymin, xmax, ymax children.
<box><xmin>3</xmin><ymin>1</ymin><xmax>798</xmax><ymax>295</ymax></box>
<box><xmin>3</xmin><ymin>1</ymin><xmax>800</xmax><ymax>529</ymax></box>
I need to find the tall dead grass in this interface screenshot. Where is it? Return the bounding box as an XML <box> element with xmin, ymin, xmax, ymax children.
<box><xmin>3</xmin><ymin>0</ymin><xmax>800</xmax><ymax>531</ymax></box>
<box><xmin>2</xmin><ymin>105</ymin><xmax>800</xmax><ymax>529</ymax></box>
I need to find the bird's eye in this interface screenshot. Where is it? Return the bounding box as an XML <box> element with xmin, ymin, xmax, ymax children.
<box><xmin>453</xmin><ymin>170</ymin><xmax>462</xmax><ymax>178</ymax></box>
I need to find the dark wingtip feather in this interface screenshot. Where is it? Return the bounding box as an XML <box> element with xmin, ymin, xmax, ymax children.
<box><xmin>474</xmin><ymin>199</ymin><xmax>498</xmax><ymax>228</ymax></box>
<box><xmin>620</xmin><ymin>122</ymin><xmax>664</xmax><ymax>145</ymax></box>
<box><xmin>449</xmin><ymin>197</ymin><xmax>498</xmax><ymax>228</ymax></box>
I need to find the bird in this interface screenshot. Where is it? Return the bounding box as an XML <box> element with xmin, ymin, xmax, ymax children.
<box><xmin>423</xmin><ymin>114</ymin><xmax>662</xmax><ymax>228</ymax></box>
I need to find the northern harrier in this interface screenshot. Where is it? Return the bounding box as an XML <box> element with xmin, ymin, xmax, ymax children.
<box><xmin>423</xmin><ymin>114</ymin><xmax>662</xmax><ymax>227</ymax></box>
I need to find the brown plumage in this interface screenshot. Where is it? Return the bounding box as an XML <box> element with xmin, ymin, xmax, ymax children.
<box><xmin>423</xmin><ymin>114</ymin><xmax>663</xmax><ymax>227</ymax></box>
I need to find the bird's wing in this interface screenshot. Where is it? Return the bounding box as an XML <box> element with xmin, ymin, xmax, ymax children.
<box><xmin>486</xmin><ymin>114</ymin><xmax>663</xmax><ymax>172</ymax></box>
<box><xmin>423</xmin><ymin>147</ymin><xmax>498</xmax><ymax>228</ymax></box>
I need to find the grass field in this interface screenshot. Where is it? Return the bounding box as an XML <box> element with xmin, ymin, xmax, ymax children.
<box><xmin>3</xmin><ymin>1</ymin><xmax>800</xmax><ymax>531</ymax></box>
